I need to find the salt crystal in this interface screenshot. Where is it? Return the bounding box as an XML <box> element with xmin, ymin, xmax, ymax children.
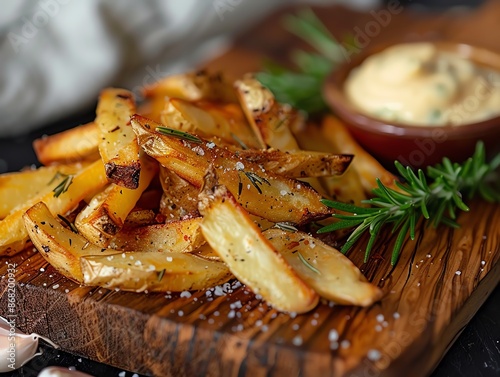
<box><xmin>376</xmin><ymin>314</ymin><xmax>384</xmax><ymax>323</ymax></box>
<box><xmin>292</xmin><ymin>324</ymin><xmax>299</xmax><ymax>331</ymax></box>
<box><xmin>455</xmin><ymin>270</ymin><xmax>462</xmax><ymax>276</ymax></box>
<box><xmin>166</xmin><ymin>256</ymin><xmax>173</xmax><ymax>262</ymax></box>
<box><xmin>292</xmin><ymin>335</ymin><xmax>303</xmax><ymax>346</ymax></box>
<box><xmin>367</xmin><ymin>349</ymin><xmax>381</xmax><ymax>361</ymax></box>
<box><xmin>393</xmin><ymin>312</ymin><xmax>400</xmax><ymax>319</ymax></box>
<box><xmin>228</xmin><ymin>310</ymin><xmax>236</xmax><ymax>319</ymax></box>
<box><xmin>119</xmin><ymin>372</ymin><xmax>126</xmax><ymax>377</ymax></box>
<box><xmin>40</xmin><ymin>268</ymin><xmax>45</xmax><ymax>272</ymax></box>
<box><xmin>280</xmin><ymin>190</ymin><xmax>288</xmax><ymax>196</ymax></box>
<box><xmin>481</xmin><ymin>261</ymin><xmax>486</xmax><ymax>266</ymax></box>
<box><xmin>236</xmin><ymin>162</ymin><xmax>245</xmax><ymax>171</ymax></box>
<box><xmin>180</xmin><ymin>291</ymin><xmax>191</xmax><ymax>298</ymax></box>
<box><xmin>206</xmin><ymin>142</ymin><xmax>215</xmax><ymax>149</ymax></box>
<box><xmin>340</xmin><ymin>340</ymin><xmax>350</xmax><ymax>349</ymax></box>
<box><xmin>178</xmin><ymin>310</ymin><xmax>184</xmax><ymax>317</ymax></box>
<box><xmin>328</xmin><ymin>329</ymin><xmax>339</xmax><ymax>342</ymax></box>
<box><xmin>52</xmin><ymin>284</ymin><xmax>59</xmax><ymax>289</ymax></box>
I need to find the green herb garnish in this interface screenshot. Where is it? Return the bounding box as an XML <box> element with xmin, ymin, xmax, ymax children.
<box><xmin>57</xmin><ymin>214</ymin><xmax>79</xmax><ymax>234</ymax></box>
<box><xmin>318</xmin><ymin>142</ymin><xmax>500</xmax><ymax>265</ymax></box>
<box><xmin>274</xmin><ymin>222</ymin><xmax>298</xmax><ymax>233</ymax></box>
<box><xmin>255</xmin><ymin>8</ymin><xmax>345</xmax><ymax>114</ymax></box>
<box><xmin>52</xmin><ymin>174</ymin><xmax>73</xmax><ymax>198</ymax></box>
<box><xmin>244</xmin><ymin>171</ymin><xmax>271</xmax><ymax>194</ymax></box>
<box><xmin>155</xmin><ymin>126</ymin><xmax>202</xmax><ymax>143</ymax></box>
<box><xmin>297</xmin><ymin>251</ymin><xmax>321</xmax><ymax>275</ymax></box>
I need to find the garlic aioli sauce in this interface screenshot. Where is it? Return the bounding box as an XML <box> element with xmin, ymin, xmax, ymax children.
<box><xmin>345</xmin><ymin>42</ymin><xmax>500</xmax><ymax>126</ymax></box>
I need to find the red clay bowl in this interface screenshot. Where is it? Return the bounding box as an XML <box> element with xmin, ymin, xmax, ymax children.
<box><xmin>323</xmin><ymin>41</ymin><xmax>500</xmax><ymax>169</ymax></box>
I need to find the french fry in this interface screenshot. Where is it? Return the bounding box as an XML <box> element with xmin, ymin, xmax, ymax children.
<box><xmin>236</xmin><ymin>149</ymin><xmax>353</xmax><ymax>178</ymax></box>
<box><xmin>159</xmin><ymin>166</ymin><xmax>200</xmax><ymax>220</ymax></box>
<box><xmin>235</xmin><ymin>75</ymin><xmax>305</xmax><ymax>150</ymax></box>
<box><xmin>75</xmin><ymin>156</ymin><xmax>158</xmax><ymax>246</ymax></box>
<box><xmin>109</xmin><ymin>217</ymin><xmax>206</xmax><ymax>253</ymax></box>
<box><xmin>23</xmin><ymin>202</ymin><xmax>117</xmax><ymax>282</ymax></box>
<box><xmin>0</xmin><ymin>160</ymin><xmax>107</xmax><ymax>256</ymax></box>
<box><xmin>81</xmin><ymin>250</ymin><xmax>232</xmax><ymax>293</ymax></box>
<box><xmin>264</xmin><ymin>228</ymin><xmax>383</xmax><ymax>306</ymax></box>
<box><xmin>292</xmin><ymin>121</ymin><xmax>367</xmax><ymax>204</ymax></box>
<box><xmin>0</xmin><ymin>164</ymin><xmax>85</xmax><ymax>219</ymax></box>
<box><xmin>33</xmin><ymin>122</ymin><xmax>99</xmax><ymax>165</ymax></box>
<box><xmin>321</xmin><ymin>116</ymin><xmax>399</xmax><ymax>192</ymax></box>
<box><xmin>132</xmin><ymin>115</ymin><xmax>332</xmax><ymax>225</ymax></box>
<box><xmin>166</xmin><ymin>99</ymin><xmax>265</xmax><ymax>149</ymax></box>
<box><xmin>96</xmin><ymin>88</ymin><xmax>141</xmax><ymax>189</ymax></box>
<box><xmin>198</xmin><ymin>181</ymin><xmax>319</xmax><ymax>313</ymax></box>
<box><xmin>143</xmin><ymin>70</ymin><xmax>237</xmax><ymax>103</ymax></box>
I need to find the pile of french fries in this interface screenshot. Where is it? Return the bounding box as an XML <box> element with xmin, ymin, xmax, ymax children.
<box><xmin>0</xmin><ymin>71</ymin><xmax>396</xmax><ymax>313</ymax></box>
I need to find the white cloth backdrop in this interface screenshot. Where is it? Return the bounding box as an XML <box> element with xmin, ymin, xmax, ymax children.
<box><xmin>0</xmin><ymin>0</ymin><xmax>378</xmax><ymax>136</ymax></box>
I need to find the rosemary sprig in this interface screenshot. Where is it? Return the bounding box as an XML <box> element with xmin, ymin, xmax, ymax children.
<box><xmin>51</xmin><ymin>173</ymin><xmax>73</xmax><ymax>198</ymax></box>
<box><xmin>155</xmin><ymin>126</ymin><xmax>202</xmax><ymax>143</ymax></box>
<box><xmin>255</xmin><ymin>8</ymin><xmax>345</xmax><ymax>114</ymax></box>
<box><xmin>318</xmin><ymin>142</ymin><xmax>500</xmax><ymax>265</ymax></box>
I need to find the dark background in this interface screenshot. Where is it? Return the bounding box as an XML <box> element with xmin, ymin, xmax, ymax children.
<box><xmin>1</xmin><ymin>0</ymin><xmax>498</xmax><ymax>376</ymax></box>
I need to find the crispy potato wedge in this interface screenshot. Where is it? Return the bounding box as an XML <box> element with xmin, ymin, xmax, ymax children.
<box><xmin>109</xmin><ymin>217</ymin><xmax>205</xmax><ymax>253</ymax></box>
<box><xmin>159</xmin><ymin>166</ymin><xmax>199</xmax><ymax>220</ymax></box>
<box><xmin>0</xmin><ymin>164</ymin><xmax>85</xmax><ymax>219</ymax></box>
<box><xmin>235</xmin><ymin>75</ymin><xmax>305</xmax><ymax>150</ymax></box>
<box><xmin>81</xmin><ymin>251</ymin><xmax>232</xmax><ymax>292</ymax></box>
<box><xmin>0</xmin><ymin>160</ymin><xmax>108</xmax><ymax>255</ymax></box>
<box><xmin>132</xmin><ymin>115</ymin><xmax>332</xmax><ymax>224</ymax></box>
<box><xmin>75</xmin><ymin>156</ymin><xmax>158</xmax><ymax>246</ymax></box>
<box><xmin>292</xmin><ymin>120</ymin><xmax>368</xmax><ymax>204</ymax></box>
<box><xmin>23</xmin><ymin>202</ymin><xmax>117</xmax><ymax>282</ymax></box>
<box><xmin>33</xmin><ymin>122</ymin><xmax>100</xmax><ymax>165</ymax></box>
<box><xmin>143</xmin><ymin>70</ymin><xmax>237</xmax><ymax>103</ymax></box>
<box><xmin>198</xmin><ymin>181</ymin><xmax>319</xmax><ymax>313</ymax></box>
<box><xmin>237</xmin><ymin>149</ymin><xmax>353</xmax><ymax>178</ymax></box>
<box><xmin>321</xmin><ymin>116</ymin><xmax>399</xmax><ymax>193</ymax></box>
<box><xmin>123</xmin><ymin>209</ymin><xmax>157</xmax><ymax>227</ymax></box>
<box><xmin>165</xmin><ymin>99</ymin><xmax>265</xmax><ymax>149</ymax></box>
<box><xmin>96</xmin><ymin>88</ymin><xmax>141</xmax><ymax>189</ymax></box>
<box><xmin>264</xmin><ymin>228</ymin><xmax>383</xmax><ymax>306</ymax></box>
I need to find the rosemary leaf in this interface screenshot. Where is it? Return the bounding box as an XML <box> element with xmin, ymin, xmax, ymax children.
<box><xmin>297</xmin><ymin>252</ymin><xmax>321</xmax><ymax>275</ymax></box>
<box><xmin>156</xmin><ymin>126</ymin><xmax>202</xmax><ymax>143</ymax></box>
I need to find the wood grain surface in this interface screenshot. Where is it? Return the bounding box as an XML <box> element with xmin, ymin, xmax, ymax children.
<box><xmin>1</xmin><ymin>2</ymin><xmax>500</xmax><ymax>377</ymax></box>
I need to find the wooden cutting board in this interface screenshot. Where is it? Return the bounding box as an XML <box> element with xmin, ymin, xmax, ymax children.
<box><xmin>1</xmin><ymin>2</ymin><xmax>500</xmax><ymax>377</ymax></box>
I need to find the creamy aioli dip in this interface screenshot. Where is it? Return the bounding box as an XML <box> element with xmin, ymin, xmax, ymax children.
<box><xmin>345</xmin><ymin>42</ymin><xmax>500</xmax><ymax>126</ymax></box>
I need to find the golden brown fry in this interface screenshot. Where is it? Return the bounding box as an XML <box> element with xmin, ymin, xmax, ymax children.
<box><xmin>132</xmin><ymin>115</ymin><xmax>332</xmax><ymax>225</ymax></box>
<box><xmin>237</xmin><ymin>149</ymin><xmax>353</xmax><ymax>178</ymax></box>
<box><xmin>23</xmin><ymin>202</ymin><xmax>117</xmax><ymax>282</ymax></box>
<box><xmin>265</xmin><ymin>228</ymin><xmax>383</xmax><ymax>306</ymax></box>
<box><xmin>321</xmin><ymin>116</ymin><xmax>399</xmax><ymax>193</ymax></box>
<box><xmin>198</xmin><ymin>181</ymin><xmax>319</xmax><ymax>313</ymax></box>
<box><xmin>33</xmin><ymin>122</ymin><xmax>100</xmax><ymax>165</ymax></box>
<box><xmin>0</xmin><ymin>160</ymin><xmax>108</xmax><ymax>256</ymax></box>
<box><xmin>235</xmin><ymin>75</ymin><xmax>305</xmax><ymax>150</ymax></box>
<box><xmin>143</xmin><ymin>70</ymin><xmax>237</xmax><ymax>103</ymax></box>
<box><xmin>166</xmin><ymin>99</ymin><xmax>265</xmax><ymax>149</ymax></box>
<box><xmin>109</xmin><ymin>217</ymin><xmax>205</xmax><ymax>253</ymax></box>
<box><xmin>159</xmin><ymin>166</ymin><xmax>199</xmax><ymax>220</ymax></box>
<box><xmin>81</xmin><ymin>250</ymin><xmax>232</xmax><ymax>292</ymax></box>
<box><xmin>96</xmin><ymin>88</ymin><xmax>141</xmax><ymax>189</ymax></box>
<box><xmin>75</xmin><ymin>157</ymin><xmax>158</xmax><ymax>246</ymax></box>
<box><xmin>0</xmin><ymin>163</ymin><xmax>85</xmax><ymax>219</ymax></box>
<box><xmin>292</xmin><ymin>120</ymin><xmax>368</xmax><ymax>204</ymax></box>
